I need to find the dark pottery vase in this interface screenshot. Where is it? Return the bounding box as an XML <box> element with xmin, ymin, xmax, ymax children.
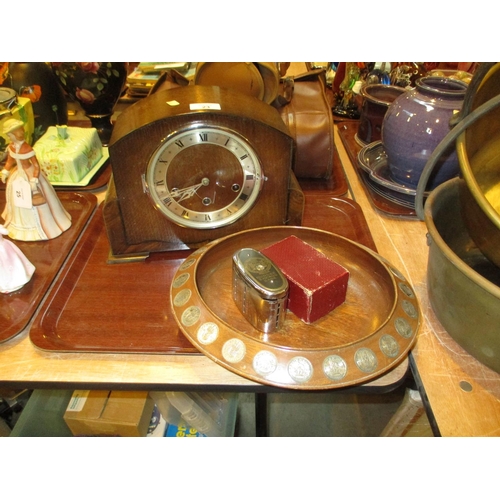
<box><xmin>389</xmin><ymin>62</ymin><xmax>427</xmax><ymax>88</ymax></box>
<box><xmin>382</xmin><ymin>77</ymin><xmax>467</xmax><ymax>190</ymax></box>
<box><xmin>357</xmin><ymin>84</ymin><xmax>405</xmax><ymax>145</ymax></box>
<box><xmin>52</xmin><ymin>62</ymin><xmax>128</xmax><ymax>145</ymax></box>
<box><xmin>6</xmin><ymin>62</ymin><xmax>68</xmax><ymax>142</ymax></box>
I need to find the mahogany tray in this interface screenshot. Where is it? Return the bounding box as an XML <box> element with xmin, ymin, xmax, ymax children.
<box><xmin>0</xmin><ymin>192</ymin><xmax>98</xmax><ymax>343</ymax></box>
<box><xmin>337</xmin><ymin>121</ymin><xmax>417</xmax><ymax>218</ymax></box>
<box><xmin>29</xmin><ymin>195</ymin><xmax>377</xmax><ymax>355</ymax></box>
<box><xmin>298</xmin><ymin>145</ymin><xmax>348</xmax><ymax>196</ymax></box>
<box><xmin>170</xmin><ymin>226</ymin><xmax>420</xmax><ymax>389</ymax></box>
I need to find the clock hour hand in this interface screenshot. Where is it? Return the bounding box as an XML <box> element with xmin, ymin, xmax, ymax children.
<box><xmin>170</xmin><ymin>177</ymin><xmax>210</xmax><ymax>202</ymax></box>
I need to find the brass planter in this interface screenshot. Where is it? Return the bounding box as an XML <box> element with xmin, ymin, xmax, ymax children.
<box><xmin>425</xmin><ymin>178</ymin><xmax>500</xmax><ymax>374</ymax></box>
<box><xmin>457</xmin><ymin>62</ymin><xmax>500</xmax><ymax>268</ymax></box>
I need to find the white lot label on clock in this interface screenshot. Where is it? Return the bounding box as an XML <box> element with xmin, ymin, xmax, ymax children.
<box><xmin>189</xmin><ymin>103</ymin><xmax>221</xmax><ymax>111</ymax></box>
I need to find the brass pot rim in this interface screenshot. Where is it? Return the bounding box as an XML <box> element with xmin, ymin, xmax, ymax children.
<box><xmin>457</xmin><ymin>132</ymin><xmax>500</xmax><ymax>231</ymax></box>
<box><xmin>425</xmin><ymin>178</ymin><xmax>500</xmax><ymax>298</ymax></box>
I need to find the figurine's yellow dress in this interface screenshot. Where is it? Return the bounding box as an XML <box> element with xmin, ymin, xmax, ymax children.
<box><xmin>1</xmin><ymin>143</ymin><xmax>72</xmax><ymax>241</ymax></box>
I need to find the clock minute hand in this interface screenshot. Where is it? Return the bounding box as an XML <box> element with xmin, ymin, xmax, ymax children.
<box><xmin>169</xmin><ymin>178</ymin><xmax>210</xmax><ymax>202</ymax></box>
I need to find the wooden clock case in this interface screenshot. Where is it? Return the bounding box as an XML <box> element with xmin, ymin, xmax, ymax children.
<box><xmin>103</xmin><ymin>85</ymin><xmax>301</xmax><ymax>261</ymax></box>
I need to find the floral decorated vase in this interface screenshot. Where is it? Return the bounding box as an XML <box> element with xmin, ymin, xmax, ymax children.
<box><xmin>5</xmin><ymin>62</ymin><xmax>68</xmax><ymax>142</ymax></box>
<box><xmin>381</xmin><ymin>76</ymin><xmax>467</xmax><ymax>190</ymax></box>
<box><xmin>52</xmin><ymin>62</ymin><xmax>128</xmax><ymax>145</ymax></box>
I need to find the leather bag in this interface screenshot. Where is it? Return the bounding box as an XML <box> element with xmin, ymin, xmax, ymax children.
<box><xmin>274</xmin><ymin>69</ymin><xmax>335</xmax><ymax>179</ymax></box>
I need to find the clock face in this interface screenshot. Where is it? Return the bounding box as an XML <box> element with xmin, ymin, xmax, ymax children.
<box><xmin>145</xmin><ymin>125</ymin><xmax>264</xmax><ymax>229</ymax></box>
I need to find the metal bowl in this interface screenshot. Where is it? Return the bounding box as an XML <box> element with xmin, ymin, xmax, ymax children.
<box><xmin>457</xmin><ymin>62</ymin><xmax>500</xmax><ymax>268</ymax></box>
<box><xmin>425</xmin><ymin>178</ymin><xmax>500</xmax><ymax>374</ymax></box>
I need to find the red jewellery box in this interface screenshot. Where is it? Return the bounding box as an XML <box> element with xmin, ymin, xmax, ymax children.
<box><xmin>261</xmin><ymin>235</ymin><xmax>350</xmax><ymax>324</ymax></box>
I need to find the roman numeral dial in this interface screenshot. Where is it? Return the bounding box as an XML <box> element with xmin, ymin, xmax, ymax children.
<box><xmin>146</xmin><ymin>126</ymin><xmax>264</xmax><ymax>229</ymax></box>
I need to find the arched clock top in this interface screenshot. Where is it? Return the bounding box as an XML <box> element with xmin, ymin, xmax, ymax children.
<box><xmin>110</xmin><ymin>85</ymin><xmax>292</xmax><ymax>147</ymax></box>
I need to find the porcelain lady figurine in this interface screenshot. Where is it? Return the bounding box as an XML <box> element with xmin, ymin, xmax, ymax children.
<box><xmin>1</xmin><ymin>118</ymin><xmax>71</xmax><ymax>241</ymax></box>
<box><xmin>0</xmin><ymin>224</ymin><xmax>35</xmax><ymax>293</ymax></box>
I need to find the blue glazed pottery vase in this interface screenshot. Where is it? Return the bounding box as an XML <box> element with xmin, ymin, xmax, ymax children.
<box><xmin>51</xmin><ymin>62</ymin><xmax>128</xmax><ymax>145</ymax></box>
<box><xmin>381</xmin><ymin>76</ymin><xmax>467</xmax><ymax>190</ymax></box>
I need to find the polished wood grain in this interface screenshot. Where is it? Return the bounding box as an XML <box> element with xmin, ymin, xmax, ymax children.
<box><xmin>0</xmin><ymin>192</ymin><xmax>97</xmax><ymax>343</ymax></box>
<box><xmin>1</xmin><ymin>111</ymin><xmax>496</xmax><ymax>434</ymax></box>
<box><xmin>302</xmin><ymin>195</ymin><xmax>375</xmax><ymax>250</ymax></box>
<box><xmin>30</xmin><ymin>205</ymin><xmax>199</xmax><ymax>354</ymax></box>
<box><xmin>0</xmin><ymin>63</ymin><xmax>411</xmax><ymax>397</ymax></box>
<box><xmin>295</xmin><ymin>145</ymin><xmax>348</xmax><ymax>196</ymax></box>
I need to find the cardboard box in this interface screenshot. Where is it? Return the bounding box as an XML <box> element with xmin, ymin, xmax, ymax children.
<box><xmin>261</xmin><ymin>235</ymin><xmax>349</xmax><ymax>323</ymax></box>
<box><xmin>63</xmin><ymin>390</ymin><xmax>155</xmax><ymax>437</ymax></box>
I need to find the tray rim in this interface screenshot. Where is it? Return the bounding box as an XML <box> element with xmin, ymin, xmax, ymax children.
<box><xmin>0</xmin><ymin>192</ymin><xmax>98</xmax><ymax>344</ymax></box>
<box><xmin>26</xmin><ymin>196</ymin><xmax>389</xmax><ymax>359</ymax></box>
<box><xmin>28</xmin><ymin>206</ymin><xmax>200</xmax><ymax>355</ymax></box>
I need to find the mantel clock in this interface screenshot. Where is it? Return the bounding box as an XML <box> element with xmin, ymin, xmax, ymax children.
<box><xmin>103</xmin><ymin>85</ymin><xmax>299</xmax><ymax>261</ymax></box>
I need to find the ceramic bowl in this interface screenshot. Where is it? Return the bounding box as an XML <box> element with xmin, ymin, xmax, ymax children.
<box><xmin>356</xmin><ymin>84</ymin><xmax>405</xmax><ymax>146</ymax></box>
